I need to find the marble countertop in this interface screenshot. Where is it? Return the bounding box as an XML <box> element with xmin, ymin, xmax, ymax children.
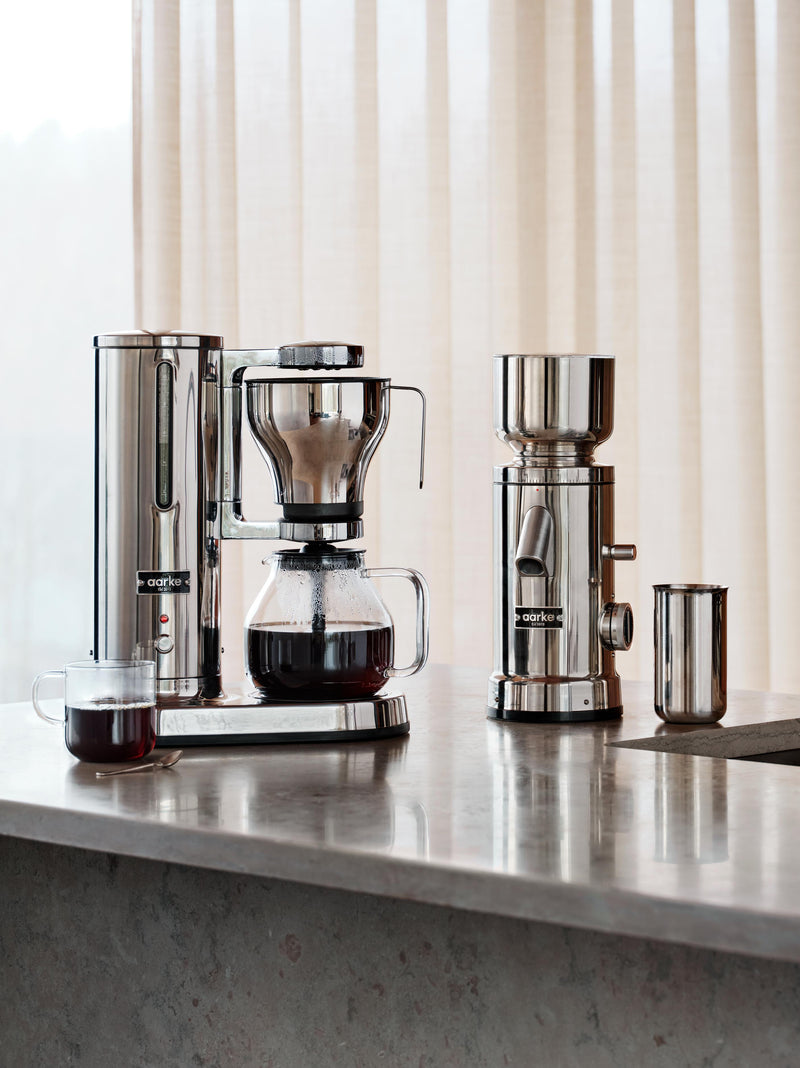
<box><xmin>4</xmin><ymin>666</ymin><xmax>800</xmax><ymax>962</ymax></box>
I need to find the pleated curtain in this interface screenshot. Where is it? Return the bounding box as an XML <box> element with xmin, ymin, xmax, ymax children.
<box><xmin>134</xmin><ymin>0</ymin><xmax>800</xmax><ymax>693</ymax></box>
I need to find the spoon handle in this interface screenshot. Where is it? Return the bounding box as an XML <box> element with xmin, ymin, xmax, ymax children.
<box><xmin>95</xmin><ymin>761</ymin><xmax>158</xmax><ymax>778</ymax></box>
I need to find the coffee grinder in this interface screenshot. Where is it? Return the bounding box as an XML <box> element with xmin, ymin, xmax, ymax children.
<box><xmin>93</xmin><ymin>331</ymin><xmax>428</xmax><ymax>744</ymax></box>
<box><xmin>488</xmin><ymin>354</ymin><xmax>636</xmax><ymax>721</ymax></box>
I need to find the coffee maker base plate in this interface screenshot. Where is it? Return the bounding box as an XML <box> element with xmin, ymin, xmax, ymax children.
<box><xmin>155</xmin><ymin>690</ymin><xmax>410</xmax><ymax>746</ymax></box>
<box><xmin>487</xmin><ymin>676</ymin><xmax>624</xmax><ymax>722</ymax></box>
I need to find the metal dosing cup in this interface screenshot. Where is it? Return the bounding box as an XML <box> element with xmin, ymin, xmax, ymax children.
<box><xmin>654</xmin><ymin>584</ymin><xmax>728</xmax><ymax>724</ymax></box>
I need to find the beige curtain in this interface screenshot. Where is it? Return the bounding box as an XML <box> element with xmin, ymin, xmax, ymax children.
<box><xmin>134</xmin><ymin>0</ymin><xmax>800</xmax><ymax>693</ymax></box>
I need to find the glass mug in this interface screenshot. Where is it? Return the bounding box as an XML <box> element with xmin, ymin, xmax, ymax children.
<box><xmin>32</xmin><ymin>660</ymin><xmax>157</xmax><ymax>762</ymax></box>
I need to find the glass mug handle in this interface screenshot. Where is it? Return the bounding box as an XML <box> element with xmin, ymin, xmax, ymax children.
<box><xmin>31</xmin><ymin>670</ymin><xmax>66</xmax><ymax>725</ymax></box>
<box><xmin>364</xmin><ymin>568</ymin><xmax>430</xmax><ymax>679</ymax></box>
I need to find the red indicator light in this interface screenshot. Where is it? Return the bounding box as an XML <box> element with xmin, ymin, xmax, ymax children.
<box><xmin>159</xmin><ymin>614</ymin><xmax>169</xmax><ymax>623</ymax></box>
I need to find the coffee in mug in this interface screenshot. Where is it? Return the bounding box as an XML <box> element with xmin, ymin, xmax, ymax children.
<box><xmin>32</xmin><ymin>660</ymin><xmax>157</xmax><ymax>762</ymax></box>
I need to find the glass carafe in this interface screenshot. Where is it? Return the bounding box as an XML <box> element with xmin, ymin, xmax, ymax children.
<box><xmin>244</xmin><ymin>546</ymin><xmax>429</xmax><ymax>701</ymax></box>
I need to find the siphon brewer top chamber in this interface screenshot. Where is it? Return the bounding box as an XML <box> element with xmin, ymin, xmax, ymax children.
<box><xmin>245</xmin><ymin>377</ymin><xmax>391</xmax><ymax>524</ymax></box>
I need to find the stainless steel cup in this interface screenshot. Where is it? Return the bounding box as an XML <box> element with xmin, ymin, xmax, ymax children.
<box><xmin>654</xmin><ymin>585</ymin><xmax>727</xmax><ymax>723</ymax></box>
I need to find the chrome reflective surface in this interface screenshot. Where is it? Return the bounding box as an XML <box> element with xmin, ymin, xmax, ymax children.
<box><xmin>654</xmin><ymin>584</ymin><xmax>728</xmax><ymax>723</ymax></box>
<box><xmin>489</xmin><ymin>479</ymin><xmax>624</xmax><ymax>719</ymax></box>
<box><xmin>246</xmin><ymin>377</ymin><xmax>390</xmax><ymax>516</ymax></box>
<box><xmin>95</xmin><ymin>749</ymin><xmax>183</xmax><ymax>777</ymax></box>
<box><xmin>94</xmin><ymin>337</ymin><xmax>221</xmax><ymax>697</ymax></box>
<box><xmin>220</xmin><ymin>343</ymin><xmax>363</xmax><ymax>387</ymax></box>
<box><xmin>94</xmin><ymin>330</ymin><xmax>224</xmax><ymax>349</ymax></box>
<box><xmin>489</xmin><ymin>354</ymin><xmax>635</xmax><ymax>721</ymax></box>
<box><xmin>493</xmin><ymin>354</ymin><xmax>614</xmax><ymax>453</ymax></box>
<box><xmin>219</xmin><ymin>506</ymin><xmax>362</xmax><ymax>544</ymax></box>
<box><xmin>157</xmin><ymin>691</ymin><xmax>410</xmax><ymax>745</ymax></box>
<box><xmin>654</xmin><ymin>753</ymin><xmax>728</xmax><ymax>864</ymax></box>
<box><xmin>600</xmin><ymin>601</ymin><xmax>635</xmax><ymax>652</ymax></box>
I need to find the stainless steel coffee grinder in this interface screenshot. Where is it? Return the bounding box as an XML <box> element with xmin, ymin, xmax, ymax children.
<box><xmin>488</xmin><ymin>354</ymin><xmax>636</xmax><ymax>722</ymax></box>
<box><xmin>93</xmin><ymin>331</ymin><xmax>428</xmax><ymax>744</ymax></box>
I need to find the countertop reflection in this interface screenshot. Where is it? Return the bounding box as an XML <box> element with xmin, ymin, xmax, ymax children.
<box><xmin>4</xmin><ymin>667</ymin><xmax>800</xmax><ymax>961</ymax></box>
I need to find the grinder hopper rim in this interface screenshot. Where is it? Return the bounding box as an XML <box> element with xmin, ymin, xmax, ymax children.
<box><xmin>493</xmin><ymin>353</ymin><xmax>615</xmax><ymax>450</ymax></box>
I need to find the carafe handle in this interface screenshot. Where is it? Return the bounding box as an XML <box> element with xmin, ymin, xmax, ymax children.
<box><xmin>364</xmin><ymin>568</ymin><xmax>430</xmax><ymax>679</ymax></box>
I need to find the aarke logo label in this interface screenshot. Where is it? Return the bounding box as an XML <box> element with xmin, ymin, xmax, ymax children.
<box><xmin>137</xmin><ymin>570</ymin><xmax>191</xmax><ymax>594</ymax></box>
<box><xmin>515</xmin><ymin>606</ymin><xmax>563</xmax><ymax>629</ymax></box>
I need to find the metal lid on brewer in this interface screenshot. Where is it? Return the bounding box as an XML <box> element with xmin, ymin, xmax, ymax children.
<box><xmin>93</xmin><ymin>330</ymin><xmax>224</xmax><ymax>348</ymax></box>
<box><xmin>273</xmin><ymin>342</ymin><xmax>364</xmax><ymax>369</ymax></box>
<box><xmin>94</xmin><ymin>334</ymin><xmax>364</xmax><ymax>370</ymax></box>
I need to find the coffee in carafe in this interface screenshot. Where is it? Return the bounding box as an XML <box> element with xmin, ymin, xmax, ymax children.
<box><xmin>244</xmin><ymin>547</ymin><xmax>426</xmax><ymax>702</ymax></box>
<box><xmin>246</xmin><ymin>624</ymin><xmax>394</xmax><ymax>700</ymax></box>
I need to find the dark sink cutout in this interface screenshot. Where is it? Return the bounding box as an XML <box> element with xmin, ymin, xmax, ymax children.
<box><xmin>609</xmin><ymin>718</ymin><xmax>800</xmax><ymax>762</ymax></box>
<box><xmin>736</xmin><ymin>749</ymin><xmax>800</xmax><ymax>767</ymax></box>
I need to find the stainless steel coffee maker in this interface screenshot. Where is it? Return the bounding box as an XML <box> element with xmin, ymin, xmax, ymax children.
<box><xmin>488</xmin><ymin>354</ymin><xmax>636</xmax><ymax>722</ymax></box>
<box><xmin>93</xmin><ymin>331</ymin><xmax>428</xmax><ymax>744</ymax></box>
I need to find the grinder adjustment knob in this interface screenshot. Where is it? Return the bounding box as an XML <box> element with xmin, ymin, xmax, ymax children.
<box><xmin>600</xmin><ymin>603</ymin><xmax>634</xmax><ymax>651</ymax></box>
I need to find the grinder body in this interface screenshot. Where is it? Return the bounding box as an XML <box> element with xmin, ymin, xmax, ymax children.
<box><xmin>488</xmin><ymin>354</ymin><xmax>635</xmax><ymax>722</ymax></box>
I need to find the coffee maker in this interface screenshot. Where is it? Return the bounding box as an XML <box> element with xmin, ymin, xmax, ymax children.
<box><xmin>93</xmin><ymin>331</ymin><xmax>428</xmax><ymax>744</ymax></box>
<box><xmin>488</xmin><ymin>354</ymin><xmax>636</xmax><ymax>722</ymax></box>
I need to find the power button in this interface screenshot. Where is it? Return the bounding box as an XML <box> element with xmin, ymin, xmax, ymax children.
<box><xmin>156</xmin><ymin>635</ymin><xmax>174</xmax><ymax>654</ymax></box>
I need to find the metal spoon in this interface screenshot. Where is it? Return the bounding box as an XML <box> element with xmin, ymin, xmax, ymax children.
<box><xmin>95</xmin><ymin>750</ymin><xmax>183</xmax><ymax>778</ymax></box>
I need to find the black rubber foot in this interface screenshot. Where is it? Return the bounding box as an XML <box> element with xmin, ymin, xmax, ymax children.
<box><xmin>157</xmin><ymin>723</ymin><xmax>410</xmax><ymax>746</ymax></box>
<box><xmin>487</xmin><ymin>706</ymin><xmax>623</xmax><ymax>724</ymax></box>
